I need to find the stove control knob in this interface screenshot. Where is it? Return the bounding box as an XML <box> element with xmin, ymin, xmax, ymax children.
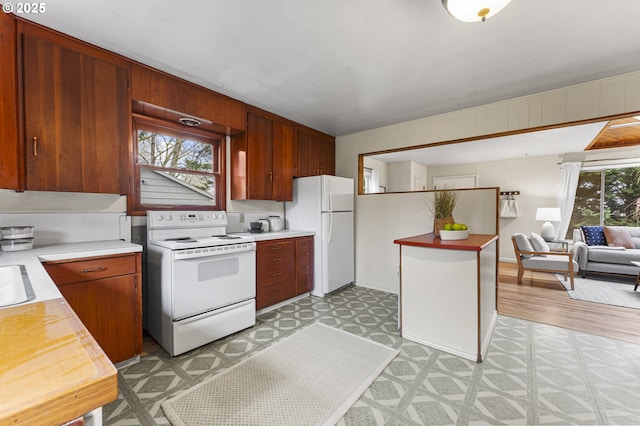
<box><xmin>165</xmin><ymin>214</ymin><xmax>173</xmax><ymax>221</ymax></box>
<box><xmin>156</xmin><ymin>215</ymin><xmax>163</xmax><ymax>221</ymax></box>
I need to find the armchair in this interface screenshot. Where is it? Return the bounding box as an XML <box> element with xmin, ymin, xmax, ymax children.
<box><xmin>511</xmin><ymin>233</ymin><xmax>578</xmax><ymax>290</ymax></box>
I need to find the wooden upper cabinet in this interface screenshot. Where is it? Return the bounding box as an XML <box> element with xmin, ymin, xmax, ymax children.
<box><xmin>247</xmin><ymin>112</ymin><xmax>273</xmax><ymax>199</ymax></box>
<box><xmin>131</xmin><ymin>63</ymin><xmax>246</xmax><ymax>133</ymax></box>
<box><xmin>272</xmin><ymin>121</ymin><xmax>296</xmax><ymax>201</ymax></box>
<box><xmin>0</xmin><ymin>12</ymin><xmax>19</xmax><ymax>190</ymax></box>
<box><xmin>297</xmin><ymin>128</ymin><xmax>335</xmax><ymax>177</ymax></box>
<box><xmin>231</xmin><ymin>111</ymin><xmax>296</xmax><ymax>201</ymax></box>
<box><xmin>20</xmin><ymin>23</ymin><xmax>130</xmax><ymax>194</ymax></box>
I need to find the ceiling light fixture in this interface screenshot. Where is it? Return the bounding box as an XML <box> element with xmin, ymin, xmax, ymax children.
<box><xmin>178</xmin><ymin>117</ymin><xmax>202</xmax><ymax>127</ymax></box>
<box><xmin>442</xmin><ymin>0</ymin><xmax>512</xmax><ymax>22</ymax></box>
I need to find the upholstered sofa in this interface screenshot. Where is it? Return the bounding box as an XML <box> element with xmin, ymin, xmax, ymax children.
<box><xmin>571</xmin><ymin>225</ymin><xmax>640</xmax><ymax>277</ymax></box>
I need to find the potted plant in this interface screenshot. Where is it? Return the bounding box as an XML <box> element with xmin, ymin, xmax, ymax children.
<box><xmin>430</xmin><ymin>188</ymin><xmax>458</xmax><ymax>236</ymax></box>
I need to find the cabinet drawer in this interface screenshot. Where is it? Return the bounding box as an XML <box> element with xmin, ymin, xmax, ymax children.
<box><xmin>295</xmin><ymin>237</ymin><xmax>313</xmax><ymax>257</ymax></box>
<box><xmin>256</xmin><ymin>281</ymin><xmax>296</xmax><ymax>310</ymax></box>
<box><xmin>296</xmin><ymin>261</ymin><xmax>313</xmax><ymax>294</ymax></box>
<box><xmin>257</xmin><ymin>240</ymin><xmax>294</xmax><ymax>261</ymax></box>
<box><xmin>257</xmin><ymin>262</ymin><xmax>294</xmax><ymax>287</ymax></box>
<box><xmin>44</xmin><ymin>254</ymin><xmax>137</xmax><ymax>285</ymax></box>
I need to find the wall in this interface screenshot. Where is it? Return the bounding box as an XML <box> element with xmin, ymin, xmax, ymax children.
<box><xmin>355</xmin><ymin>188</ymin><xmax>497</xmax><ymax>293</ymax></box>
<box><xmin>428</xmin><ymin>155</ymin><xmax>560</xmax><ymax>261</ymax></box>
<box><xmin>336</xmin><ymin>70</ymin><xmax>640</xmax><ymax>293</ymax></box>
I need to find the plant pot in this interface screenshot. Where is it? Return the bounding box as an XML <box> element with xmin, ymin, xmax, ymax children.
<box><xmin>433</xmin><ymin>217</ymin><xmax>455</xmax><ymax>237</ymax></box>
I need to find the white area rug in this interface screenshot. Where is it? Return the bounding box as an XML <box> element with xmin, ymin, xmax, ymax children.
<box><xmin>556</xmin><ymin>274</ymin><xmax>640</xmax><ymax>309</ymax></box>
<box><xmin>161</xmin><ymin>323</ymin><xmax>399</xmax><ymax>426</ymax></box>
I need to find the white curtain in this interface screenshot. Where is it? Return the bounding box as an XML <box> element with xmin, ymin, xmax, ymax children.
<box><xmin>555</xmin><ymin>162</ymin><xmax>582</xmax><ymax>239</ymax></box>
<box><xmin>364</xmin><ymin>168</ymin><xmax>380</xmax><ymax>193</ymax></box>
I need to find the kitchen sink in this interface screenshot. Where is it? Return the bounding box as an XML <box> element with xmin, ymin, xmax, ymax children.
<box><xmin>0</xmin><ymin>265</ymin><xmax>35</xmax><ymax>308</ymax></box>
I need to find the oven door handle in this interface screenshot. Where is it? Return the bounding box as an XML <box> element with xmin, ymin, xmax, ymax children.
<box><xmin>175</xmin><ymin>299</ymin><xmax>254</xmax><ymax>323</ymax></box>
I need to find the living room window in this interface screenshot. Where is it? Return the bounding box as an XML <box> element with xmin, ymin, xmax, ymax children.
<box><xmin>133</xmin><ymin>116</ymin><xmax>224</xmax><ymax>212</ymax></box>
<box><xmin>568</xmin><ymin>165</ymin><xmax>640</xmax><ymax>233</ymax></box>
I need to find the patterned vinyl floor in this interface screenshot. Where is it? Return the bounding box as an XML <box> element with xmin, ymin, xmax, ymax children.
<box><xmin>104</xmin><ymin>285</ymin><xmax>640</xmax><ymax>425</ymax></box>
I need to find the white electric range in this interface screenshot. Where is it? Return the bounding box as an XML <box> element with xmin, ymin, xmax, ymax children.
<box><xmin>145</xmin><ymin>210</ymin><xmax>256</xmax><ymax>356</ymax></box>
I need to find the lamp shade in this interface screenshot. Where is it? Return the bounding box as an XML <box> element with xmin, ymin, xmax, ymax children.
<box><xmin>442</xmin><ymin>0</ymin><xmax>512</xmax><ymax>22</ymax></box>
<box><xmin>535</xmin><ymin>208</ymin><xmax>561</xmax><ymax>222</ymax></box>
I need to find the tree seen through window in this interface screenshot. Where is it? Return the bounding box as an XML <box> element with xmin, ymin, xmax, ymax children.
<box><xmin>568</xmin><ymin>166</ymin><xmax>640</xmax><ymax>235</ymax></box>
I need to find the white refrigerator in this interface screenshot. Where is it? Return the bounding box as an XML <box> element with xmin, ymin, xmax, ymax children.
<box><xmin>286</xmin><ymin>175</ymin><xmax>354</xmax><ymax>297</ymax></box>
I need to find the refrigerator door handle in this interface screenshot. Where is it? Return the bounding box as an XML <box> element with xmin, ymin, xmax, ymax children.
<box><xmin>327</xmin><ymin>213</ymin><xmax>333</xmax><ymax>243</ymax></box>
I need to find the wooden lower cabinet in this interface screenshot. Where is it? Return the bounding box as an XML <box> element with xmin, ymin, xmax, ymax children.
<box><xmin>43</xmin><ymin>253</ymin><xmax>142</xmax><ymax>364</ymax></box>
<box><xmin>295</xmin><ymin>236</ymin><xmax>314</xmax><ymax>295</ymax></box>
<box><xmin>256</xmin><ymin>236</ymin><xmax>314</xmax><ymax>310</ymax></box>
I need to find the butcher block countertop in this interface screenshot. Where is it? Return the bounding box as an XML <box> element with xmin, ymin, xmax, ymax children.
<box><xmin>0</xmin><ymin>298</ymin><xmax>117</xmax><ymax>425</ymax></box>
<box><xmin>394</xmin><ymin>233</ymin><xmax>498</xmax><ymax>251</ymax></box>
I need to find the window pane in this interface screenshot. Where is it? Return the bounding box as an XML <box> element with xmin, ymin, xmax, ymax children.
<box><xmin>568</xmin><ymin>170</ymin><xmax>601</xmax><ymax>232</ymax></box>
<box><xmin>569</xmin><ymin>166</ymin><xmax>640</xmax><ymax>235</ymax></box>
<box><xmin>137</xmin><ymin>130</ymin><xmax>213</xmax><ymax>172</ymax></box>
<box><xmin>140</xmin><ymin>169</ymin><xmax>216</xmax><ymax>206</ymax></box>
<box><xmin>603</xmin><ymin>167</ymin><xmax>640</xmax><ymax>226</ymax></box>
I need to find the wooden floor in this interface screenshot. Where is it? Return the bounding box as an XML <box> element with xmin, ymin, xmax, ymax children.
<box><xmin>498</xmin><ymin>262</ymin><xmax>640</xmax><ymax>345</ymax></box>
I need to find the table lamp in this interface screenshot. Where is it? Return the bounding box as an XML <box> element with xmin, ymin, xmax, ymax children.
<box><xmin>536</xmin><ymin>208</ymin><xmax>561</xmax><ymax>241</ymax></box>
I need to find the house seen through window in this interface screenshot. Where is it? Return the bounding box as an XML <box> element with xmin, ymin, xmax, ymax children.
<box><xmin>568</xmin><ymin>165</ymin><xmax>640</xmax><ymax>235</ymax></box>
<box><xmin>134</xmin><ymin>117</ymin><xmax>223</xmax><ymax>211</ymax></box>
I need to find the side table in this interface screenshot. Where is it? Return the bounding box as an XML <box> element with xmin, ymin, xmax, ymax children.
<box><xmin>550</xmin><ymin>239</ymin><xmax>571</xmax><ymax>252</ymax></box>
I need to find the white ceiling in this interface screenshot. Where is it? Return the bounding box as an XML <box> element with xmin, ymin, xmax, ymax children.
<box><xmin>18</xmin><ymin>0</ymin><xmax>640</xmax><ymax>137</ymax></box>
<box><xmin>368</xmin><ymin>121</ymin><xmax>609</xmax><ymax>166</ymax></box>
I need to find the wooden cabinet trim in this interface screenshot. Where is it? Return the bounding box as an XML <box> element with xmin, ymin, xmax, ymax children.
<box><xmin>0</xmin><ymin>12</ymin><xmax>20</xmax><ymax>190</ymax></box>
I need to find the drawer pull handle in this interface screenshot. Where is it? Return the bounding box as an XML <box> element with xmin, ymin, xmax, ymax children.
<box><xmin>272</xmin><ymin>257</ymin><xmax>282</xmax><ymax>262</ymax></box>
<box><xmin>81</xmin><ymin>266</ymin><xmax>108</xmax><ymax>273</ymax></box>
<box><xmin>271</xmin><ymin>246</ymin><xmax>282</xmax><ymax>251</ymax></box>
<box><xmin>272</xmin><ymin>271</ymin><xmax>282</xmax><ymax>277</ymax></box>
<box><xmin>33</xmin><ymin>136</ymin><xmax>38</xmax><ymax>156</ymax></box>
<box><xmin>270</xmin><ymin>290</ymin><xmax>280</xmax><ymax>296</ymax></box>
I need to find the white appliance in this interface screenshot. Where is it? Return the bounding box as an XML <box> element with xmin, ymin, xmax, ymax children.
<box><xmin>286</xmin><ymin>175</ymin><xmax>354</xmax><ymax>297</ymax></box>
<box><xmin>146</xmin><ymin>211</ymin><xmax>256</xmax><ymax>356</ymax></box>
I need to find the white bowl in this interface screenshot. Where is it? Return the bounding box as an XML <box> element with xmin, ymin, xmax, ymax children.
<box><xmin>0</xmin><ymin>226</ymin><xmax>34</xmax><ymax>239</ymax></box>
<box><xmin>439</xmin><ymin>230</ymin><xmax>469</xmax><ymax>240</ymax></box>
<box><xmin>0</xmin><ymin>238</ymin><xmax>34</xmax><ymax>252</ymax></box>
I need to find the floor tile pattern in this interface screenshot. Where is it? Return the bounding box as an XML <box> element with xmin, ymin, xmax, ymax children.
<box><xmin>104</xmin><ymin>286</ymin><xmax>640</xmax><ymax>425</ymax></box>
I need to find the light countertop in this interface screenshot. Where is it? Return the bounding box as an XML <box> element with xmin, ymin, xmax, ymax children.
<box><xmin>0</xmin><ymin>240</ymin><xmax>143</xmax><ymax>306</ymax></box>
<box><xmin>232</xmin><ymin>229</ymin><xmax>315</xmax><ymax>241</ymax></box>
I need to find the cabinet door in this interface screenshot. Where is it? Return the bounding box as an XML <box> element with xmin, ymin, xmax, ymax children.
<box><xmin>22</xmin><ymin>31</ymin><xmax>129</xmax><ymax>194</ymax></box>
<box><xmin>318</xmin><ymin>135</ymin><xmax>336</xmax><ymax>176</ymax></box>
<box><xmin>297</xmin><ymin>130</ymin><xmax>319</xmax><ymax>177</ymax></box>
<box><xmin>272</xmin><ymin>121</ymin><xmax>295</xmax><ymax>201</ymax></box>
<box><xmin>0</xmin><ymin>12</ymin><xmax>19</xmax><ymax>190</ymax></box>
<box><xmin>297</xmin><ymin>129</ymin><xmax>335</xmax><ymax>177</ymax></box>
<box><xmin>57</xmin><ymin>275</ymin><xmax>138</xmax><ymax>364</ymax></box>
<box><xmin>246</xmin><ymin>112</ymin><xmax>273</xmax><ymax>199</ymax></box>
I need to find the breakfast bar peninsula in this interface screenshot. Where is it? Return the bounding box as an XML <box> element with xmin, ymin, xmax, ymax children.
<box><xmin>394</xmin><ymin>233</ymin><xmax>498</xmax><ymax>362</ymax></box>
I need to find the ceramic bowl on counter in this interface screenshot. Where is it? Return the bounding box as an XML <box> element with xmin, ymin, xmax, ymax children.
<box><xmin>0</xmin><ymin>238</ymin><xmax>35</xmax><ymax>252</ymax></box>
<box><xmin>438</xmin><ymin>230</ymin><xmax>470</xmax><ymax>240</ymax></box>
<box><xmin>0</xmin><ymin>226</ymin><xmax>34</xmax><ymax>240</ymax></box>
